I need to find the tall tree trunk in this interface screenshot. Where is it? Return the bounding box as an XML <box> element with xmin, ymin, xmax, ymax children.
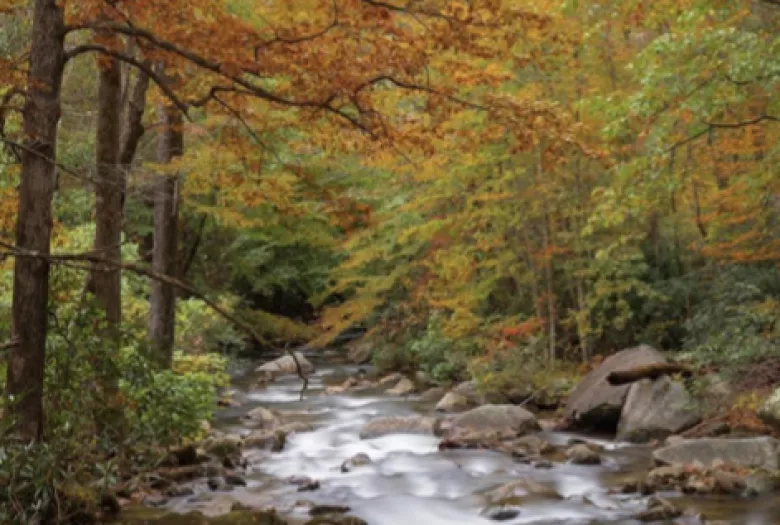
<box><xmin>535</xmin><ymin>145</ymin><xmax>556</xmax><ymax>366</ymax></box>
<box><xmin>149</xmin><ymin>105</ymin><xmax>182</xmax><ymax>368</ymax></box>
<box><xmin>91</xmin><ymin>54</ymin><xmax>122</xmax><ymax>326</ymax></box>
<box><xmin>5</xmin><ymin>0</ymin><xmax>65</xmax><ymax>442</ymax></box>
<box><xmin>89</xmin><ymin>42</ymin><xmax>128</xmax><ymax>440</ymax></box>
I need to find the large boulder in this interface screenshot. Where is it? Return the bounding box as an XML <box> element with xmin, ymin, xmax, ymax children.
<box><xmin>359</xmin><ymin>415</ymin><xmax>437</xmax><ymax>439</ymax></box>
<box><xmin>255</xmin><ymin>352</ymin><xmax>314</xmax><ymax>378</ymax></box>
<box><xmin>759</xmin><ymin>387</ymin><xmax>780</xmax><ymax>433</ymax></box>
<box><xmin>617</xmin><ymin>377</ymin><xmax>701</xmax><ymax>443</ymax></box>
<box><xmin>453</xmin><ymin>380</ymin><xmax>507</xmax><ymax>405</ymax></box>
<box><xmin>444</xmin><ymin>404</ymin><xmax>540</xmax><ymax>440</ymax></box>
<box><xmin>435</xmin><ymin>391</ymin><xmax>472</xmax><ymax>412</ymax></box>
<box><xmin>563</xmin><ymin>345</ymin><xmax>667</xmax><ymax>431</ymax></box>
<box><xmin>346</xmin><ymin>341</ymin><xmax>372</xmax><ymax>365</ymax></box>
<box><xmin>653</xmin><ymin>437</ymin><xmax>780</xmax><ymax>471</ymax></box>
<box><xmin>387</xmin><ymin>377</ymin><xmax>415</xmax><ymax>396</ymax></box>
<box><xmin>419</xmin><ymin>387</ymin><xmax>447</xmax><ymax>403</ymax></box>
<box><xmin>377</xmin><ymin>372</ymin><xmax>405</xmax><ymax>387</ymax></box>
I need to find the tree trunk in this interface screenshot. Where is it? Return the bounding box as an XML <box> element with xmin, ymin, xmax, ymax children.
<box><xmin>119</xmin><ymin>68</ymin><xmax>150</xmax><ymax>201</ymax></box>
<box><xmin>535</xmin><ymin>145</ymin><xmax>556</xmax><ymax>366</ymax></box>
<box><xmin>91</xmin><ymin>53</ymin><xmax>122</xmax><ymax>326</ymax></box>
<box><xmin>5</xmin><ymin>0</ymin><xmax>65</xmax><ymax>442</ymax></box>
<box><xmin>148</xmin><ymin>105</ymin><xmax>182</xmax><ymax>368</ymax></box>
<box><xmin>89</xmin><ymin>41</ymin><xmax>129</xmax><ymax>440</ymax></box>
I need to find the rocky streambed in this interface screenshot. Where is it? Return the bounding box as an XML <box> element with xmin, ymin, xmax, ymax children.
<box><xmin>116</xmin><ymin>351</ymin><xmax>780</xmax><ymax>525</ymax></box>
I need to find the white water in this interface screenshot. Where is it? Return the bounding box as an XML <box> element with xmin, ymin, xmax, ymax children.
<box><xmin>165</xmin><ymin>359</ymin><xmax>780</xmax><ymax>524</ymax></box>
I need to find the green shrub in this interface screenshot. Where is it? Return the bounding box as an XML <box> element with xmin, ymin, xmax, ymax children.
<box><xmin>1</xmin><ymin>303</ymin><xmax>230</xmax><ymax>523</ymax></box>
<box><xmin>372</xmin><ymin>313</ymin><xmax>476</xmax><ymax>383</ymax></box>
<box><xmin>0</xmin><ymin>441</ymin><xmax>98</xmax><ymax>525</ymax></box>
<box><xmin>682</xmin><ymin>264</ymin><xmax>780</xmax><ymax>367</ymax></box>
<box><xmin>175</xmin><ymin>297</ymin><xmax>245</xmax><ymax>354</ymax></box>
<box><xmin>469</xmin><ymin>336</ymin><xmax>578</xmax><ymax>401</ymax></box>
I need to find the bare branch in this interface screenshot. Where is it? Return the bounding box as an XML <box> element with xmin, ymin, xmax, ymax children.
<box><xmin>254</xmin><ymin>0</ymin><xmax>340</xmax><ymax>57</ymax></box>
<box><xmin>668</xmin><ymin>114</ymin><xmax>778</xmax><ymax>153</ymax></box>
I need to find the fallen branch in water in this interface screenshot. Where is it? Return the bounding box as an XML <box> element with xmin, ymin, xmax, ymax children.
<box><xmin>0</xmin><ymin>240</ymin><xmax>310</xmax><ymax>398</ymax></box>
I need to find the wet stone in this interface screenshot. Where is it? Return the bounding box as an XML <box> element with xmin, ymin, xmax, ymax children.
<box><xmin>533</xmin><ymin>459</ymin><xmax>554</xmax><ymax>469</ymax></box>
<box><xmin>565</xmin><ymin>444</ymin><xmax>602</xmax><ymax>465</ymax></box>
<box><xmin>142</xmin><ymin>494</ymin><xmax>169</xmax><ymax>508</ymax></box>
<box><xmin>164</xmin><ymin>484</ymin><xmax>195</xmax><ymax>498</ymax></box>
<box><xmin>341</xmin><ymin>452</ymin><xmax>372</xmax><ymax>473</ymax></box>
<box><xmin>482</xmin><ymin>506</ymin><xmax>521</xmax><ymax>521</ymax></box>
<box><xmin>309</xmin><ymin>504</ymin><xmax>351</xmax><ymax>515</ymax></box>
<box><xmin>635</xmin><ymin>496</ymin><xmax>682</xmax><ymax>522</ymax></box>
<box><xmin>225</xmin><ymin>474</ymin><xmax>247</xmax><ymax>487</ymax></box>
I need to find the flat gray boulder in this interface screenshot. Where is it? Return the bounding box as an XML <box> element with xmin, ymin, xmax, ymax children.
<box><xmin>255</xmin><ymin>352</ymin><xmax>314</xmax><ymax>377</ymax></box>
<box><xmin>617</xmin><ymin>377</ymin><xmax>701</xmax><ymax>443</ymax></box>
<box><xmin>653</xmin><ymin>437</ymin><xmax>780</xmax><ymax>470</ymax></box>
<box><xmin>564</xmin><ymin>345</ymin><xmax>666</xmax><ymax>431</ymax></box>
<box><xmin>445</xmin><ymin>404</ymin><xmax>539</xmax><ymax>439</ymax></box>
<box><xmin>359</xmin><ymin>415</ymin><xmax>437</xmax><ymax>439</ymax></box>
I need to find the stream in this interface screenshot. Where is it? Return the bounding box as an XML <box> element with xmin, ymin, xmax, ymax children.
<box><xmin>121</xmin><ymin>355</ymin><xmax>780</xmax><ymax>524</ymax></box>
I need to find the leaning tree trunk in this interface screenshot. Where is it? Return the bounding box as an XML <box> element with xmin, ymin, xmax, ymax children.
<box><xmin>148</xmin><ymin>105</ymin><xmax>182</xmax><ymax>368</ymax></box>
<box><xmin>5</xmin><ymin>0</ymin><xmax>66</xmax><ymax>442</ymax></box>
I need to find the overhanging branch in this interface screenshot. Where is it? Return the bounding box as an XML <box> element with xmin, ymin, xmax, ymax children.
<box><xmin>668</xmin><ymin>114</ymin><xmax>778</xmax><ymax>153</ymax></box>
<box><xmin>0</xmin><ymin>240</ymin><xmax>311</xmax><ymax>397</ymax></box>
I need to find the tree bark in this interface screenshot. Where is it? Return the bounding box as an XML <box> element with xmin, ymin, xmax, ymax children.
<box><xmin>5</xmin><ymin>0</ymin><xmax>66</xmax><ymax>442</ymax></box>
<box><xmin>119</xmin><ymin>68</ymin><xmax>150</xmax><ymax>195</ymax></box>
<box><xmin>149</xmin><ymin>104</ymin><xmax>182</xmax><ymax>368</ymax></box>
<box><xmin>91</xmin><ymin>52</ymin><xmax>123</xmax><ymax>326</ymax></box>
<box><xmin>89</xmin><ymin>38</ymin><xmax>131</xmax><ymax>440</ymax></box>
<box><xmin>122</xmin><ymin>68</ymin><xmax>154</xmax><ymax>265</ymax></box>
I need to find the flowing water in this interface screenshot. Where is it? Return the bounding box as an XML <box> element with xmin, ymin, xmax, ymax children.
<box><xmin>122</xmin><ymin>356</ymin><xmax>780</xmax><ymax>524</ymax></box>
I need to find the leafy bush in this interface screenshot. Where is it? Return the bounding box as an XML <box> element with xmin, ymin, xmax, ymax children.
<box><xmin>0</xmin><ymin>441</ymin><xmax>98</xmax><ymax>525</ymax></box>
<box><xmin>408</xmin><ymin>321</ymin><xmax>476</xmax><ymax>383</ymax></box>
<box><xmin>122</xmin><ymin>367</ymin><xmax>220</xmax><ymax>447</ymax></box>
<box><xmin>1</xmin><ymin>301</ymin><xmax>230</xmax><ymax>523</ymax></box>
<box><xmin>175</xmin><ymin>297</ymin><xmax>245</xmax><ymax>353</ymax></box>
<box><xmin>469</xmin><ymin>337</ymin><xmax>577</xmax><ymax>402</ymax></box>
<box><xmin>372</xmin><ymin>313</ymin><xmax>476</xmax><ymax>383</ymax></box>
<box><xmin>682</xmin><ymin>264</ymin><xmax>780</xmax><ymax>367</ymax></box>
<box><xmin>372</xmin><ymin>341</ymin><xmax>417</xmax><ymax>375</ymax></box>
